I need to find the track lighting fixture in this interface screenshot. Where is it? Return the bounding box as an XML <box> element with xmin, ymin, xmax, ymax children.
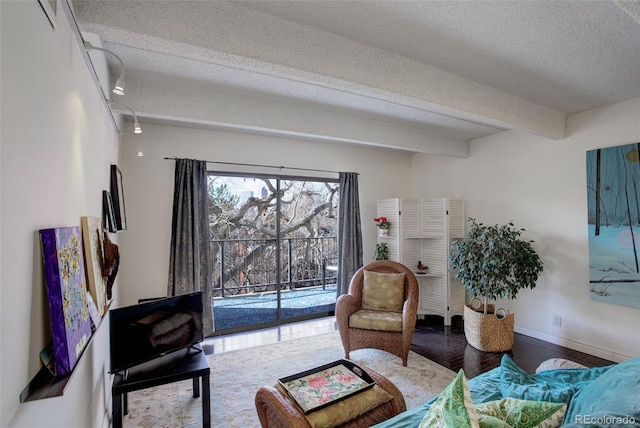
<box><xmin>84</xmin><ymin>40</ymin><xmax>126</xmax><ymax>96</ymax></box>
<box><xmin>108</xmin><ymin>100</ymin><xmax>142</xmax><ymax>135</ymax></box>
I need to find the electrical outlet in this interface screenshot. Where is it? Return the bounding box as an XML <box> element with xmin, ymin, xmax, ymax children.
<box><xmin>551</xmin><ymin>315</ymin><xmax>562</xmax><ymax>327</ymax></box>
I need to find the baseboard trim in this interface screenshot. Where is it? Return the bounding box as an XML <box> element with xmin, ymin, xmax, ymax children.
<box><xmin>515</xmin><ymin>326</ymin><xmax>631</xmax><ymax>363</ymax></box>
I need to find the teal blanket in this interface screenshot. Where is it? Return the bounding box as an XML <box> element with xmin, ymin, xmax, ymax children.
<box><xmin>373</xmin><ymin>355</ymin><xmax>639</xmax><ymax>427</ymax></box>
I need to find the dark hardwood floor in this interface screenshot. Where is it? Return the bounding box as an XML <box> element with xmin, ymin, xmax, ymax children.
<box><xmin>204</xmin><ymin>315</ymin><xmax>615</xmax><ymax>378</ymax></box>
<box><xmin>412</xmin><ymin>317</ymin><xmax>614</xmax><ymax>378</ymax></box>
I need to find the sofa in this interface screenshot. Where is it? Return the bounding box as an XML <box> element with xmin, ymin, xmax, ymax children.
<box><xmin>372</xmin><ymin>354</ymin><xmax>640</xmax><ymax>428</ymax></box>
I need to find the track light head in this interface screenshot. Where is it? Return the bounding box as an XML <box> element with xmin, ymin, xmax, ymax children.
<box><xmin>108</xmin><ymin>100</ymin><xmax>142</xmax><ymax>135</ymax></box>
<box><xmin>112</xmin><ymin>76</ymin><xmax>125</xmax><ymax>96</ymax></box>
<box><xmin>84</xmin><ymin>40</ymin><xmax>126</xmax><ymax>96</ymax></box>
<box><xmin>134</xmin><ymin>120</ymin><xmax>142</xmax><ymax>134</ymax></box>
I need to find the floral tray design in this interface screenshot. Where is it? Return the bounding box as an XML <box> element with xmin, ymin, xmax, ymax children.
<box><xmin>278</xmin><ymin>359</ymin><xmax>376</xmax><ymax>414</ymax></box>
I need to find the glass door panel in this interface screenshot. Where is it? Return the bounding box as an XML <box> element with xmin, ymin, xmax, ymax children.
<box><xmin>278</xmin><ymin>179</ymin><xmax>338</xmax><ymax>320</ymax></box>
<box><xmin>208</xmin><ymin>174</ymin><xmax>338</xmax><ymax>333</ymax></box>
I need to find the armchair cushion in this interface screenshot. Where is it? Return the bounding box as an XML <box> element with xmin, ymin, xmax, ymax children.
<box><xmin>349</xmin><ymin>309</ymin><xmax>403</xmax><ymax>332</ymax></box>
<box><xmin>362</xmin><ymin>271</ymin><xmax>406</xmax><ymax>312</ymax></box>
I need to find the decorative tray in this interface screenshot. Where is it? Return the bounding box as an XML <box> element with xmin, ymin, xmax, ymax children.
<box><xmin>277</xmin><ymin>359</ymin><xmax>376</xmax><ymax>414</ymax></box>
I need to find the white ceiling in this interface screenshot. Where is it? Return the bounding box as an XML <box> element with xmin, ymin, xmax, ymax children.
<box><xmin>72</xmin><ymin>0</ymin><xmax>640</xmax><ymax>156</ymax></box>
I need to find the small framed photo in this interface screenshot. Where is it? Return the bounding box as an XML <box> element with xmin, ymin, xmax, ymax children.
<box><xmin>110</xmin><ymin>165</ymin><xmax>127</xmax><ymax>231</ymax></box>
<box><xmin>103</xmin><ymin>191</ymin><xmax>117</xmax><ymax>233</ymax></box>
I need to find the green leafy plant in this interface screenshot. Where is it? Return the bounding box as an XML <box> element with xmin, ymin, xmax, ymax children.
<box><xmin>374</xmin><ymin>243</ymin><xmax>389</xmax><ymax>260</ymax></box>
<box><xmin>449</xmin><ymin>218</ymin><xmax>543</xmax><ymax>313</ymax></box>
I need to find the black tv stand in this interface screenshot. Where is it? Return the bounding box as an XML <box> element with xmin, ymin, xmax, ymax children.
<box><xmin>112</xmin><ymin>345</ymin><xmax>210</xmax><ymax>428</ymax></box>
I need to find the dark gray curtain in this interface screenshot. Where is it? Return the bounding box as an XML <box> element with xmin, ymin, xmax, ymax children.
<box><xmin>167</xmin><ymin>158</ymin><xmax>214</xmax><ymax>335</ymax></box>
<box><xmin>337</xmin><ymin>172</ymin><xmax>363</xmax><ymax>295</ymax></box>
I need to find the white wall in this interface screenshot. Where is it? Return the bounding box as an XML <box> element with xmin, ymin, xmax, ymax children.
<box><xmin>412</xmin><ymin>98</ymin><xmax>640</xmax><ymax>362</ymax></box>
<box><xmin>1</xmin><ymin>2</ymin><xmax>119</xmax><ymax>427</ymax></box>
<box><xmin>118</xmin><ymin>124</ymin><xmax>414</xmax><ymax>306</ymax></box>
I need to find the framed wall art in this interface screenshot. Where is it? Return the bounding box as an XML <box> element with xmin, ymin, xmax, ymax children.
<box><xmin>103</xmin><ymin>190</ymin><xmax>117</xmax><ymax>233</ymax></box>
<box><xmin>110</xmin><ymin>165</ymin><xmax>127</xmax><ymax>231</ymax></box>
<box><xmin>39</xmin><ymin>226</ymin><xmax>92</xmax><ymax>375</ymax></box>
<box><xmin>586</xmin><ymin>142</ymin><xmax>640</xmax><ymax>309</ymax></box>
<box><xmin>81</xmin><ymin>216</ymin><xmax>107</xmax><ymax>316</ymax></box>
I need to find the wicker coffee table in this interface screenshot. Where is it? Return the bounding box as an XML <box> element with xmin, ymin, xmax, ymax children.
<box><xmin>255</xmin><ymin>362</ymin><xmax>405</xmax><ymax>428</ymax></box>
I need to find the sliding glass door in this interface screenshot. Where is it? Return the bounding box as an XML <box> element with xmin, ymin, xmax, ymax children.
<box><xmin>208</xmin><ymin>173</ymin><xmax>339</xmax><ymax>332</ymax></box>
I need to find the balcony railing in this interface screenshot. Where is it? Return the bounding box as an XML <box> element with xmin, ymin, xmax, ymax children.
<box><xmin>212</xmin><ymin>236</ymin><xmax>338</xmax><ymax>297</ymax></box>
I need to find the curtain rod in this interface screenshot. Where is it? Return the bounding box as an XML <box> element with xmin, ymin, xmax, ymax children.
<box><xmin>163</xmin><ymin>157</ymin><xmax>352</xmax><ymax>175</ymax></box>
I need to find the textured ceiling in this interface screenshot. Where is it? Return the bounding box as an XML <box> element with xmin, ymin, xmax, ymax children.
<box><xmin>72</xmin><ymin>0</ymin><xmax>640</xmax><ymax>155</ymax></box>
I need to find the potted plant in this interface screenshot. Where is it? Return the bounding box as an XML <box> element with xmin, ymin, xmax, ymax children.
<box><xmin>374</xmin><ymin>243</ymin><xmax>389</xmax><ymax>260</ymax></box>
<box><xmin>448</xmin><ymin>218</ymin><xmax>543</xmax><ymax>351</ymax></box>
<box><xmin>374</xmin><ymin>216</ymin><xmax>391</xmax><ymax>237</ymax></box>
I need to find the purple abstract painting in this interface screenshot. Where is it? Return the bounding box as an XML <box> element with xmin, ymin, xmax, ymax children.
<box><xmin>40</xmin><ymin>226</ymin><xmax>92</xmax><ymax>375</ymax></box>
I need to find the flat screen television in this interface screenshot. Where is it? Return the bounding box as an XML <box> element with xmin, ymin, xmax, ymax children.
<box><xmin>109</xmin><ymin>291</ymin><xmax>204</xmax><ymax>373</ymax></box>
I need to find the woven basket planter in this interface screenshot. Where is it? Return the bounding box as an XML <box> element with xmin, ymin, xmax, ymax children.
<box><xmin>463</xmin><ymin>302</ymin><xmax>514</xmax><ymax>352</ymax></box>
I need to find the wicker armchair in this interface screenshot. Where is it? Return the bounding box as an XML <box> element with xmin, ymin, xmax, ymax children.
<box><xmin>255</xmin><ymin>363</ymin><xmax>406</xmax><ymax>428</ymax></box>
<box><xmin>336</xmin><ymin>261</ymin><xmax>419</xmax><ymax>366</ymax></box>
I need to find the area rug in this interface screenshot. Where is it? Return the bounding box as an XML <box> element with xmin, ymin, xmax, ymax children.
<box><xmin>121</xmin><ymin>331</ymin><xmax>456</xmax><ymax>428</ymax></box>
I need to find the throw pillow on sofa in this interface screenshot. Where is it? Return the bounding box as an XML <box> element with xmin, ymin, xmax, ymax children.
<box><xmin>419</xmin><ymin>370</ymin><xmax>479</xmax><ymax>428</ymax></box>
<box><xmin>534</xmin><ymin>358</ymin><xmax>588</xmax><ymax>373</ymax></box>
<box><xmin>419</xmin><ymin>368</ymin><xmax>567</xmax><ymax>428</ymax></box>
<box><xmin>475</xmin><ymin>398</ymin><xmax>566</xmax><ymax>428</ymax></box>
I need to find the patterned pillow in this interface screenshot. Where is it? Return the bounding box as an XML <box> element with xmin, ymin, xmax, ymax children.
<box><xmin>361</xmin><ymin>271</ymin><xmax>405</xmax><ymax>312</ymax></box>
<box><xmin>419</xmin><ymin>370</ymin><xmax>479</xmax><ymax>428</ymax></box>
<box><xmin>475</xmin><ymin>398</ymin><xmax>567</xmax><ymax>428</ymax></box>
<box><xmin>419</xmin><ymin>370</ymin><xmax>567</xmax><ymax>428</ymax></box>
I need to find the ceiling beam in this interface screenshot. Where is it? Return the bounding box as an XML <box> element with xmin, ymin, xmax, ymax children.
<box><xmin>121</xmin><ymin>72</ymin><xmax>472</xmax><ymax>158</ymax></box>
<box><xmin>75</xmin><ymin>1</ymin><xmax>569</xmax><ymax>145</ymax></box>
